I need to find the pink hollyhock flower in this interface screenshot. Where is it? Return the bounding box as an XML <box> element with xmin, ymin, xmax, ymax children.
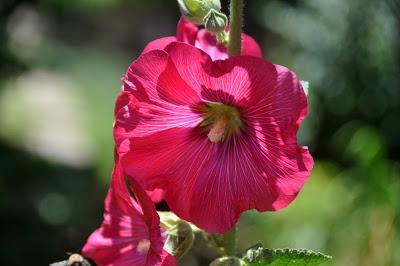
<box><xmin>138</xmin><ymin>17</ymin><xmax>262</xmax><ymax>203</ymax></box>
<box><xmin>82</xmin><ymin>158</ymin><xmax>176</xmax><ymax>266</ymax></box>
<box><xmin>142</xmin><ymin>17</ymin><xmax>262</xmax><ymax>60</ymax></box>
<box><xmin>114</xmin><ymin>42</ymin><xmax>313</xmax><ymax>233</ymax></box>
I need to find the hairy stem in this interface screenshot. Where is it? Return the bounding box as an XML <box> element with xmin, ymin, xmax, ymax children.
<box><xmin>228</xmin><ymin>0</ymin><xmax>244</xmax><ymax>57</ymax></box>
<box><xmin>222</xmin><ymin>0</ymin><xmax>244</xmax><ymax>255</ymax></box>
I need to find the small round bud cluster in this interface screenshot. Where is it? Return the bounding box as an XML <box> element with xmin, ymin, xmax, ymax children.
<box><xmin>177</xmin><ymin>0</ymin><xmax>229</xmax><ymax>44</ymax></box>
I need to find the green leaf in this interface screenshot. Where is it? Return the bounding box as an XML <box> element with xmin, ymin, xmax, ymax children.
<box><xmin>242</xmin><ymin>245</ymin><xmax>331</xmax><ymax>266</ymax></box>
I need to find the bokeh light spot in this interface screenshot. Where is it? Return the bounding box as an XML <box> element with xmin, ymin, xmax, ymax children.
<box><xmin>37</xmin><ymin>192</ymin><xmax>71</xmax><ymax>226</ymax></box>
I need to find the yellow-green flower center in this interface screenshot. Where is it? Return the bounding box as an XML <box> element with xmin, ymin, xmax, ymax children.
<box><xmin>199</xmin><ymin>103</ymin><xmax>243</xmax><ymax>143</ymax></box>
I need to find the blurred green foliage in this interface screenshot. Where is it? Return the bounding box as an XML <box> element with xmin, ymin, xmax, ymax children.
<box><xmin>0</xmin><ymin>0</ymin><xmax>399</xmax><ymax>265</ymax></box>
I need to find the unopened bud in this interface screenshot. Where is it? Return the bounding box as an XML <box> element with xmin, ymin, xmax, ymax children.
<box><xmin>210</xmin><ymin>257</ymin><xmax>247</xmax><ymax>266</ymax></box>
<box><xmin>204</xmin><ymin>9</ymin><xmax>227</xmax><ymax>35</ymax></box>
<box><xmin>177</xmin><ymin>0</ymin><xmax>221</xmax><ymax>25</ymax></box>
<box><xmin>159</xmin><ymin>212</ymin><xmax>195</xmax><ymax>260</ymax></box>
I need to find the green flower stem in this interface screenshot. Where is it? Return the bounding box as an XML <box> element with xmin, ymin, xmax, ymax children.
<box><xmin>228</xmin><ymin>0</ymin><xmax>244</xmax><ymax>57</ymax></box>
<box><xmin>223</xmin><ymin>226</ymin><xmax>237</xmax><ymax>256</ymax></box>
<box><xmin>222</xmin><ymin>0</ymin><xmax>244</xmax><ymax>255</ymax></box>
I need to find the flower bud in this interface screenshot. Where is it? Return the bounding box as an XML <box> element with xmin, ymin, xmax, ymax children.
<box><xmin>210</xmin><ymin>257</ymin><xmax>247</xmax><ymax>266</ymax></box>
<box><xmin>159</xmin><ymin>212</ymin><xmax>195</xmax><ymax>260</ymax></box>
<box><xmin>204</xmin><ymin>9</ymin><xmax>228</xmax><ymax>36</ymax></box>
<box><xmin>177</xmin><ymin>0</ymin><xmax>221</xmax><ymax>25</ymax></box>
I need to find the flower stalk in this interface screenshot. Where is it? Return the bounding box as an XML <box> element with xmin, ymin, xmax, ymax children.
<box><xmin>228</xmin><ymin>0</ymin><xmax>244</xmax><ymax>57</ymax></box>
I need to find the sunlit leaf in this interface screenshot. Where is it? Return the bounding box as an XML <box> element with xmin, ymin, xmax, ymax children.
<box><xmin>243</xmin><ymin>245</ymin><xmax>331</xmax><ymax>266</ymax></box>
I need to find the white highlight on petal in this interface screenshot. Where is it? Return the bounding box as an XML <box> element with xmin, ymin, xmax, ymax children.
<box><xmin>136</xmin><ymin>239</ymin><xmax>151</xmax><ymax>254</ymax></box>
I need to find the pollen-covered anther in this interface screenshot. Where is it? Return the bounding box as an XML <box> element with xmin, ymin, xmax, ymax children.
<box><xmin>201</xmin><ymin>103</ymin><xmax>243</xmax><ymax>143</ymax></box>
<box><xmin>208</xmin><ymin>118</ymin><xmax>228</xmax><ymax>143</ymax></box>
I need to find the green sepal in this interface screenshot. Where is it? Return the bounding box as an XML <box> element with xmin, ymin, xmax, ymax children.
<box><xmin>159</xmin><ymin>212</ymin><xmax>195</xmax><ymax>260</ymax></box>
<box><xmin>204</xmin><ymin>9</ymin><xmax>228</xmax><ymax>35</ymax></box>
<box><xmin>177</xmin><ymin>0</ymin><xmax>221</xmax><ymax>25</ymax></box>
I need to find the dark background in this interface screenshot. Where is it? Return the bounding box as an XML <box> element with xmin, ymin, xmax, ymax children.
<box><xmin>0</xmin><ymin>0</ymin><xmax>399</xmax><ymax>265</ymax></box>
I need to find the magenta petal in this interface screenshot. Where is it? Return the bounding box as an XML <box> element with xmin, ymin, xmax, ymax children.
<box><xmin>82</xmin><ymin>160</ymin><xmax>176</xmax><ymax>266</ymax></box>
<box><xmin>193</xmin><ymin>31</ymin><xmax>263</xmax><ymax>60</ymax></box>
<box><xmin>142</xmin><ymin>37</ymin><xmax>177</xmax><ymax>54</ymax></box>
<box><xmin>246</xmin><ymin>64</ymin><xmax>309</xmax><ymax>142</ymax></box>
<box><xmin>127</xmin><ymin>50</ymin><xmax>201</xmax><ymax>105</ymax></box>
<box><xmin>115</xmin><ymin>50</ymin><xmax>203</xmax><ymax>204</ymax></box>
<box><xmin>242</xmin><ymin>34</ymin><xmax>263</xmax><ymax>58</ymax></box>
<box><xmin>195</xmin><ymin>29</ymin><xmax>228</xmax><ymax>61</ymax></box>
<box><xmin>163</xmin><ymin>42</ymin><xmax>214</xmax><ymax>93</ymax></box>
<box><xmin>114</xmin><ymin>50</ymin><xmax>202</xmax><ymax>141</ymax></box>
<box><xmin>120</xmin><ymin>128</ymin><xmax>200</xmax><ymax>192</ymax></box>
<box><xmin>146</xmin><ymin>188</ymin><xmax>166</xmax><ymax>203</ymax></box>
<box><xmin>242</xmin><ymin>64</ymin><xmax>313</xmax><ymax>210</ymax></box>
<box><xmin>176</xmin><ymin>16</ymin><xmax>262</xmax><ymax>60</ymax></box>
<box><xmin>164</xmin><ymin>42</ymin><xmax>273</xmax><ymax>105</ymax></box>
<box><xmin>162</xmin><ymin>133</ymin><xmax>312</xmax><ymax>233</ymax></box>
<box><xmin>116</xmin><ymin>42</ymin><xmax>313</xmax><ymax>234</ymax></box>
<box><xmin>160</xmin><ymin>250</ymin><xmax>177</xmax><ymax>266</ymax></box>
<box><xmin>176</xmin><ymin>17</ymin><xmax>198</xmax><ymax>44</ymax></box>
